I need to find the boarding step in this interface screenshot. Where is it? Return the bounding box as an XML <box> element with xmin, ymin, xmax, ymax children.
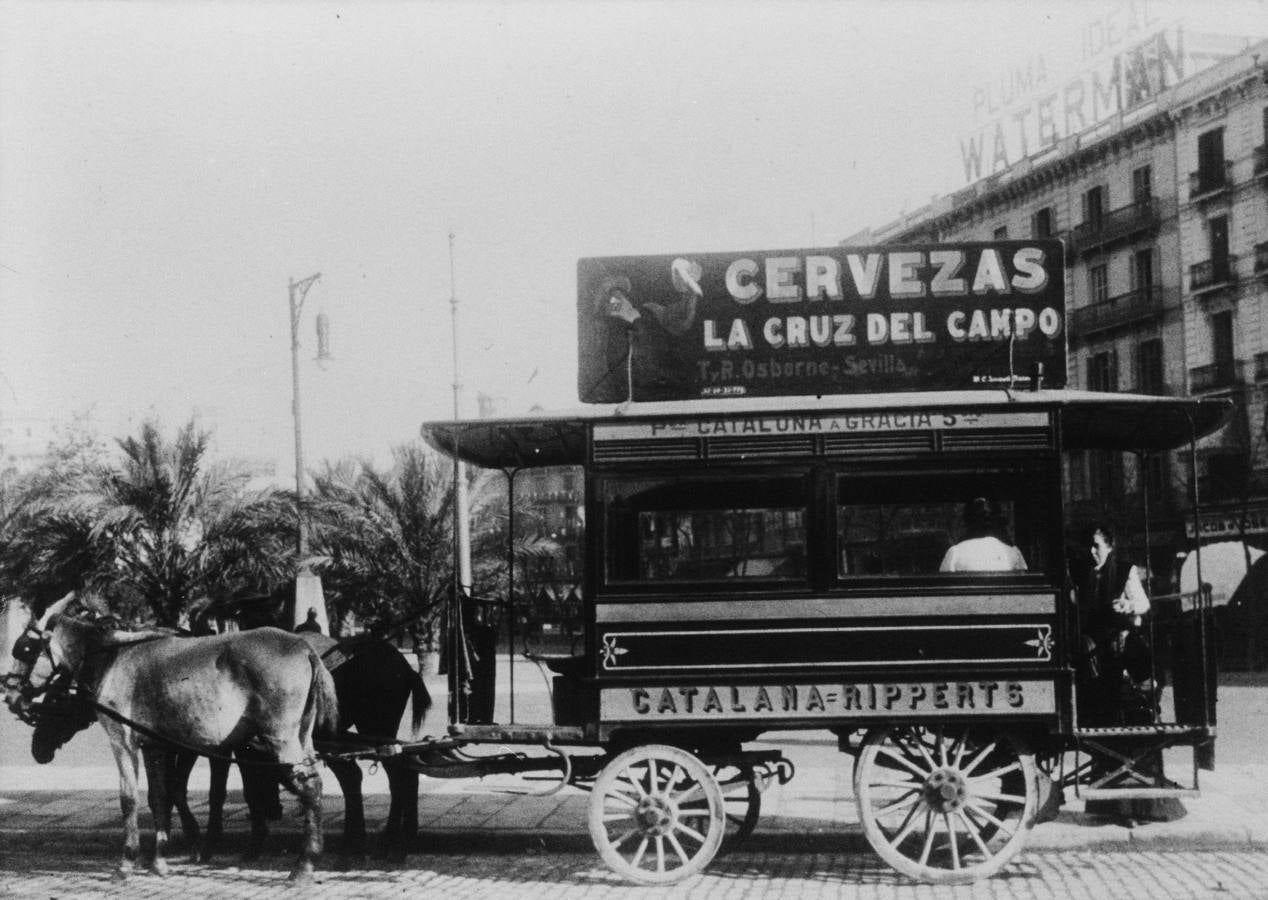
<box><xmin>448</xmin><ymin>723</ymin><xmax>587</xmax><ymax>744</ymax></box>
<box><xmin>1074</xmin><ymin>724</ymin><xmax>1212</xmax><ymax>738</ymax></box>
<box><xmin>1080</xmin><ymin>787</ymin><xmax>1200</xmax><ymax>800</ymax></box>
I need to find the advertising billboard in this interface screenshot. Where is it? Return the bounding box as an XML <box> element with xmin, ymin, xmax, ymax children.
<box><xmin>577</xmin><ymin>240</ymin><xmax>1066</xmax><ymax>403</ymax></box>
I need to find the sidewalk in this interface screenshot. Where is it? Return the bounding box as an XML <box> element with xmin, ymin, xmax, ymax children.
<box><xmin>4</xmin><ymin>747</ymin><xmax>1267</xmax><ymax>854</ymax></box>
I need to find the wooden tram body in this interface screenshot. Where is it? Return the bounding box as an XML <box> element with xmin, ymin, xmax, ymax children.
<box><xmin>421</xmin><ymin>387</ymin><xmax>1231</xmax><ymax>884</ymax></box>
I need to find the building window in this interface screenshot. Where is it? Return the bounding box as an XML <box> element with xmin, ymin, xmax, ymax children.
<box><xmin>993</xmin><ymin>225</ymin><xmax>1008</xmax><ymax>240</ymax></box>
<box><xmin>1197</xmin><ymin>127</ymin><xmax>1226</xmax><ymax>190</ymax></box>
<box><xmin>1137</xmin><ymin>339</ymin><xmax>1164</xmax><ymax>394</ymax></box>
<box><xmin>1212</xmin><ymin>310</ymin><xmax>1234</xmax><ymax>365</ymax></box>
<box><xmin>1132</xmin><ymin>248</ymin><xmax>1154</xmax><ymax>297</ymax></box>
<box><xmin>1087</xmin><ymin>349</ymin><xmax>1117</xmax><ymax>392</ymax></box>
<box><xmin>1083</xmin><ymin>185</ymin><xmax>1105</xmax><ymax>228</ymax></box>
<box><xmin>1132</xmin><ymin>165</ymin><xmax>1152</xmax><ymax>204</ymax></box>
<box><xmin>1088</xmin><ymin>264</ymin><xmax>1109</xmax><ymax>305</ymax></box>
<box><xmin>1209</xmin><ymin>214</ymin><xmax>1230</xmax><ymax>270</ymax></box>
<box><xmin>1032</xmin><ymin>206</ymin><xmax>1053</xmax><ymax>238</ymax></box>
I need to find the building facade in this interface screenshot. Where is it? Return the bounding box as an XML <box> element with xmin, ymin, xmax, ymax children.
<box><xmin>855</xmin><ymin>40</ymin><xmax>1268</xmax><ymax>663</ymax></box>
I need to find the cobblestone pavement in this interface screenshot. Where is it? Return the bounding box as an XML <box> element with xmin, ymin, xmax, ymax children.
<box><xmin>2</xmin><ymin>833</ymin><xmax>1267</xmax><ymax>900</ymax></box>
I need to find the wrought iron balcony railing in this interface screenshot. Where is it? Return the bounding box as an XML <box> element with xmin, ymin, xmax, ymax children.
<box><xmin>1189</xmin><ymin>161</ymin><xmax>1233</xmax><ymax>200</ymax></box>
<box><xmin>1067</xmin><ymin>197</ymin><xmax>1159</xmax><ymax>256</ymax></box>
<box><xmin>1070</xmin><ymin>286</ymin><xmax>1163</xmax><ymax>337</ymax></box>
<box><xmin>1189</xmin><ymin>359</ymin><xmax>1244</xmax><ymax>393</ymax></box>
<box><xmin>1189</xmin><ymin>255</ymin><xmax>1237</xmax><ymax>294</ymax></box>
<box><xmin>1256</xmin><ymin>351</ymin><xmax>1268</xmax><ymax>382</ymax></box>
<box><xmin>1255</xmin><ymin>145</ymin><xmax>1267</xmax><ymax>178</ymax></box>
<box><xmin>1255</xmin><ymin>241</ymin><xmax>1268</xmax><ymax>275</ymax></box>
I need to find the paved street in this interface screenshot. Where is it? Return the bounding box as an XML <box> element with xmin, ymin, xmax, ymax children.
<box><xmin>3</xmin><ymin>665</ymin><xmax>1268</xmax><ymax>897</ymax></box>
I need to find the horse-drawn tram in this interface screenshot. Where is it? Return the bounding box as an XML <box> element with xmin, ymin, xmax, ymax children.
<box><xmin>6</xmin><ymin>240</ymin><xmax>1235</xmax><ymax>886</ymax></box>
<box><xmin>422</xmin><ymin>386</ymin><xmax>1229</xmax><ymax>884</ymax></box>
<box><xmin>415</xmin><ymin>241</ymin><xmax>1233</xmax><ymax>884</ymax></box>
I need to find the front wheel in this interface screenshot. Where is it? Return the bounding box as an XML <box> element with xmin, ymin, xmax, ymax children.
<box><xmin>854</xmin><ymin>725</ymin><xmax>1037</xmax><ymax>884</ymax></box>
<box><xmin>588</xmin><ymin>744</ymin><xmax>725</xmax><ymax>884</ymax></box>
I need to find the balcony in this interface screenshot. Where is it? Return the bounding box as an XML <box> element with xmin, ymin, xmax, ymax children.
<box><xmin>1189</xmin><ymin>359</ymin><xmax>1244</xmax><ymax>393</ymax></box>
<box><xmin>1066</xmin><ymin>197</ymin><xmax>1160</xmax><ymax>257</ymax></box>
<box><xmin>1189</xmin><ymin>162</ymin><xmax>1233</xmax><ymax>201</ymax></box>
<box><xmin>1070</xmin><ymin>286</ymin><xmax>1164</xmax><ymax>339</ymax></box>
<box><xmin>1189</xmin><ymin>255</ymin><xmax>1238</xmax><ymax>295</ymax></box>
<box><xmin>1256</xmin><ymin>352</ymin><xmax>1268</xmax><ymax>382</ymax></box>
<box><xmin>1256</xmin><ymin>241</ymin><xmax>1268</xmax><ymax>277</ymax></box>
<box><xmin>1255</xmin><ymin>145</ymin><xmax>1267</xmax><ymax>180</ymax></box>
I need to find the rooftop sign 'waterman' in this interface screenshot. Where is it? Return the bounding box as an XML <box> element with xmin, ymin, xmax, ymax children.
<box><xmin>577</xmin><ymin>240</ymin><xmax>1066</xmax><ymax>403</ymax></box>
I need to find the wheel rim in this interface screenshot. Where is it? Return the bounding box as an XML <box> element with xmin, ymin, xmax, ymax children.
<box><xmin>854</xmin><ymin>725</ymin><xmax>1036</xmax><ymax>884</ymax></box>
<box><xmin>588</xmin><ymin>745</ymin><xmax>725</xmax><ymax>885</ymax></box>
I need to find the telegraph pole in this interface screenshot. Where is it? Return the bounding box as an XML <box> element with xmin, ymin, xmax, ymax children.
<box><xmin>449</xmin><ymin>235</ymin><xmax>473</xmax><ymax>593</ymax></box>
<box><xmin>289</xmin><ymin>272</ymin><xmax>328</xmax><ymax>632</ymax></box>
<box><xmin>289</xmin><ymin>272</ymin><xmax>321</xmax><ymax>558</ymax></box>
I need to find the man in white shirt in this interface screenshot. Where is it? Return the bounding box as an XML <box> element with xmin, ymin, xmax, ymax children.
<box><xmin>939</xmin><ymin>497</ymin><xmax>1027</xmax><ymax>573</ymax></box>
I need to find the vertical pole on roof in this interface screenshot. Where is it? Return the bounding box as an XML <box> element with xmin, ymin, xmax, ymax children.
<box><xmin>450</xmin><ymin>233</ymin><xmax>473</xmax><ymax>596</ymax></box>
<box><xmin>449</xmin><ymin>233</ymin><xmax>473</xmax><ymax>723</ymax></box>
<box><xmin>506</xmin><ymin>467</ymin><xmax>517</xmax><ymax>723</ymax></box>
<box><xmin>1141</xmin><ymin>450</ymin><xmax>1158</xmax><ymax>724</ymax></box>
<box><xmin>1186</xmin><ymin>412</ymin><xmax>1212</xmax><ymax>734</ymax></box>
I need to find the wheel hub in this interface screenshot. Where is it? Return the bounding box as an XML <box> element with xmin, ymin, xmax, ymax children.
<box><xmin>635</xmin><ymin>795</ymin><xmax>675</xmax><ymax>834</ymax></box>
<box><xmin>923</xmin><ymin>768</ymin><xmax>968</xmax><ymax>813</ymax></box>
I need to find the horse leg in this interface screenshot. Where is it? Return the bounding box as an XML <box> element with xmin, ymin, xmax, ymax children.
<box><xmin>238</xmin><ymin>755</ymin><xmax>277</xmax><ymax>861</ymax></box>
<box><xmin>141</xmin><ymin>747</ymin><xmax>172</xmax><ymax>876</ymax></box>
<box><xmin>106</xmin><ymin>728</ymin><xmax>142</xmax><ymax>881</ymax></box>
<box><xmin>165</xmin><ymin>751</ymin><xmax>201</xmax><ymax>853</ymax></box>
<box><xmin>202</xmin><ymin>756</ymin><xmax>230</xmax><ymax>861</ymax></box>
<box><xmin>382</xmin><ymin>758</ymin><xmax>418</xmax><ymax>861</ymax></box>
<box><xmin>326</xmin><ymin>757</ymin><xmax>366</xmax><ymax>859</ymax></box>
<box><xmin>279</xmin><ymin>758</ymin><xmax>323</xmax><ymax>883</ymax></box>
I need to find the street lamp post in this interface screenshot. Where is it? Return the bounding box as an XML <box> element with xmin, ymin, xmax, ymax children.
<box><xmin>288</xmin><ymin>272</ymin><xmax>328</xmax><ymax>632</ymax></box>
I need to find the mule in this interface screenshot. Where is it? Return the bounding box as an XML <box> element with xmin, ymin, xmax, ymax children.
<box><xmin>5</xmin><ymin>595</ymin><xmax>339</xmax><ymax>883</ymax></box>
<box><xmin>198</xmin><ymin>633</ymin><xmax>431</xmax><ymax>861</ymax></box>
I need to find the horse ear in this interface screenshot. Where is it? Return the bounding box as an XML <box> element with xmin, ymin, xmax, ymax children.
<box><xmin>36</xmin><ymin>592</ymin><xmax>76</xmax><ymax>629</ymax></box>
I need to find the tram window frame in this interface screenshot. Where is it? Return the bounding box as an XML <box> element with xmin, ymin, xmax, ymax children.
<box><xmin>833</xmin><ymin>464</ymin><xmax>1053</xmax><ymax>584</ymax></box>
<box><xmin>598</xmin><ymin>471</ymin><xmax>810</xmax><ymax>587</ymax></box>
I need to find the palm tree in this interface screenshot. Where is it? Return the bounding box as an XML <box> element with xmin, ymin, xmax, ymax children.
<box><xmin>306</xmin><ymin>442</ymin><xmax>559</xmax><ymax>643</ymax></box>
<box><xmin>2</xmin><ymin>418</ymin><xmax>295</xmax><ymax>627</ymax></box>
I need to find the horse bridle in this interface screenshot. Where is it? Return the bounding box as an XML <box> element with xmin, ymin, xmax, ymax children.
<box><xmin>5</xmin><ymin>622</ymin><xmax>80</xmax><ymax>726</ymax></box>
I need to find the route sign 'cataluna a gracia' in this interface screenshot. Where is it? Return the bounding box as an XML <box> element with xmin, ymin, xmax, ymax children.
<box><xmin>577</xmin><ymin>240</ymin><xmax>1066</xmax><ymax>403</ymax></box>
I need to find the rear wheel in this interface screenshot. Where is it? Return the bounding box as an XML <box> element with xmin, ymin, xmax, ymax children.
<box><xmin>588</xmin><ymin>744</ymin><xmax>725</xmax><ymax>884</ymax></box>
<box><xmin>711</xmin><ymin>764</ymin><xmax>761</xmax><ymax>851</ymax></box>
<box><xmin>854</xmin><ymin>725</ymin><xmax>1037</xmax><ymax>884</ymax></box>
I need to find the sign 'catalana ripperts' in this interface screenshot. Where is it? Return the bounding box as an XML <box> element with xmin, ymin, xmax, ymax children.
<box><xmin>577</xmin><ymin>240</ymin><xmax>1066</xmax><ymax>403</ymax></box>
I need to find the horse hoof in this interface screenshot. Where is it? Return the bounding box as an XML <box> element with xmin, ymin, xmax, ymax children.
<box><xmin>111</xmin><ymin>868</ymin><xmax>131</xmax><ymax>883</ymax></box>
<box><xmin>286</xmin><ymin>866</ymin><xmax>316</xmax><ymax>886</ymax></box>
<box><xmin>151</xmin><ymin>859</ymin><xmax>170</xmax><ymax>877</ymax></box>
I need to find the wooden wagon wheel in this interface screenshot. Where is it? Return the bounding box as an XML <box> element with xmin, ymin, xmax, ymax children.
<box><xmin>588</xmin><ymin>744</ymin><xmax>725</xmax><ymax>885</ymax></box>
<box><xmin>711</xmin><ymin>763</ymin><xmax>761</xmax><ymax>851</ymax></box>
<box><xmin>854</xmin><ymin>725</ymin><xmax>1037</xmax><ymax>884</ymax></box>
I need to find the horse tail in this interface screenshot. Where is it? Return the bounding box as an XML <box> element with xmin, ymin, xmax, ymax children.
<box><xmin>304</xmin><ymin>647</ymin><xmax>340</xmax><ymax>739</ymax></box>
<box><xmin>406</xmin><ymin>666</ymin><xmax>432</xmax><ymax>739</ymax></box>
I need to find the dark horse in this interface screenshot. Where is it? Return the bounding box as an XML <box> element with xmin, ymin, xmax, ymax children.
<box><xmin>199</xmin><ymin>631</ymin><xmax>432</xmax><ymax>860</ymax></box>
<box><xmin>4</xmin><ymin>595</ymin><xmax>338</xmax><ymax>883</ymax></box>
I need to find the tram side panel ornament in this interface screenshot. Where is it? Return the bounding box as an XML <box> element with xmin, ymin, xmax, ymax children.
<box><xmin>577</xmin><ymin>241</ymin><xmax>1066</xmax><ymax>403</ymax></box>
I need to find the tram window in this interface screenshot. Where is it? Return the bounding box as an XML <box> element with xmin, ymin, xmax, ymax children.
<box><xmin>836</xmin><ymin>471</ymin><xmax>1047</xmax><ymax>578</ymax></box>
<box><xmin>602</xmin><ymin>476</ymin><xmax>807</xmax><ymax>583</ymax></box>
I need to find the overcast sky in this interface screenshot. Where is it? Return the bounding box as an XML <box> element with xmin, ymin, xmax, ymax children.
<box><xmin>1</xmin><ymin>0</ymin><xmax>1263</xmax><ymax>479</ymax></box>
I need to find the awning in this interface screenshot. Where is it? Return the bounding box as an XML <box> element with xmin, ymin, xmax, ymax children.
<box><xmin>421</xmin><ymin>389</ymin><xmax>1234</xmax><ymax>470</ymax></box>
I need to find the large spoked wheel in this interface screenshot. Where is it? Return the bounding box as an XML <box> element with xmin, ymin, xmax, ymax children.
<box><xmin>588</xmin><ymin>744</ymin><xmax>726</xmax><ymax>885</ymax></box>
<box><xmin>854</xmin><ymin>725</ymin><xmax>1037</xmax><ymax>884</ymax></box>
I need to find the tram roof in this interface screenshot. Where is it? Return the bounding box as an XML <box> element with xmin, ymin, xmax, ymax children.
<box><xmin>421</xmin><ymin>389</ymin><xmax>1233</xmax><ymax>469</ymax></box>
